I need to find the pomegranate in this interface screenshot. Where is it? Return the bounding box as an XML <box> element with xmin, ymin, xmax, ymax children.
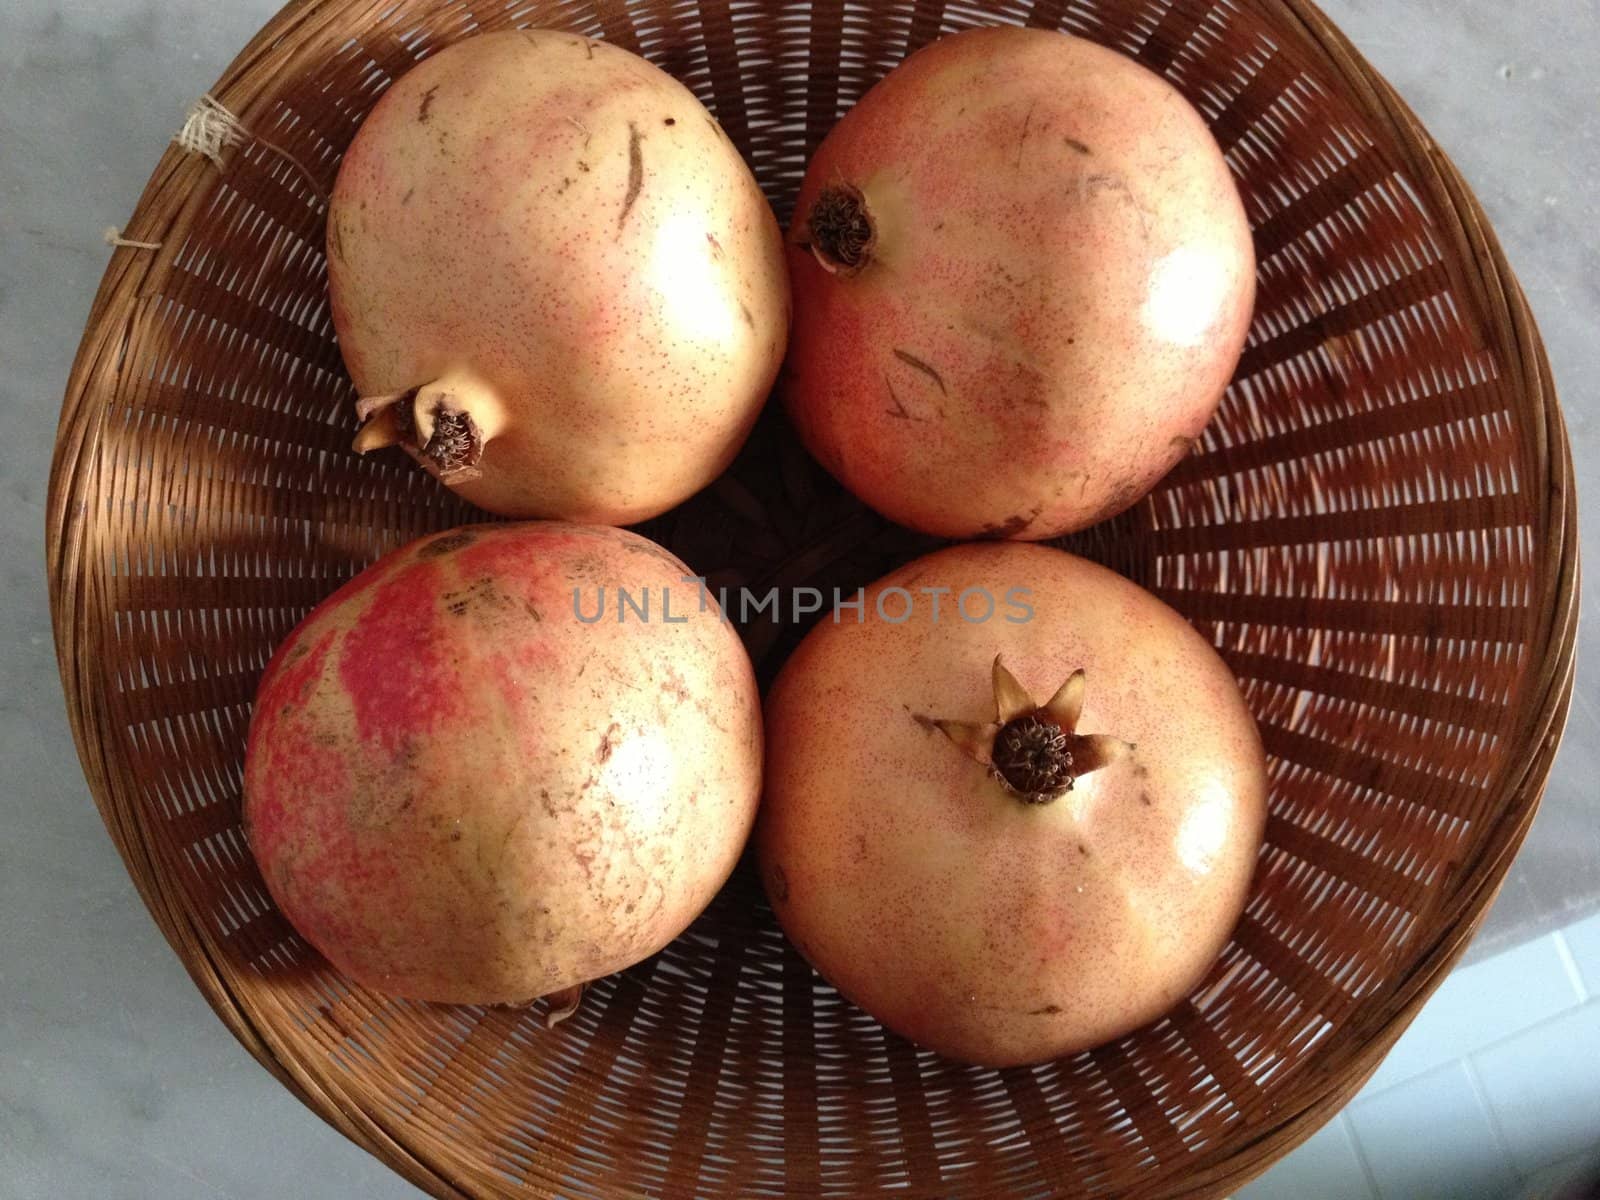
<box><xmin>759</xmin><ymin>543</ymin><xmax>1265</xmax><ymax>1066</ymax></box>
<box><xmin>783</xmin><ymin>27</ymin><xmax>1255</xmax><ymax>540</ymax></box>
<box><xmin>243</xmin><ymin>522</ymin><xmax>761</xmax><ymax>1012</ymax></box>
<box><xmin>328</xmin><ymin>31</ymin><xmax>789</xmax><ymax>523</ymax></box>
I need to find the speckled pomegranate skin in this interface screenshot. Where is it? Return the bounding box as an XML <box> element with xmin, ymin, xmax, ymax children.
<box><xmin>759</xmin><ymin>543</ymin><xmax>1265</xmax><ymax>1066</ymax></box>
<box><xmin>783</xmin><ymin>27</ymin><xmax>1255</xmax><ymax>540</ymax></box>
<box><xmin>328</xmin><ymin>31</ymin><xmax>789</xmax><ymax>522</ymax></box>
<box><xmin>244</xmin><ymin>522</ymin><xmax>762</xmax><ymax>1004</ymax></box>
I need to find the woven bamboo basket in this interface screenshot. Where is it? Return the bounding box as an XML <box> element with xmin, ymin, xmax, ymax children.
<box><xmin>47</xmin><ymin>0</ymin><xmax>1578</xmax><ymax>1195</ymax></box>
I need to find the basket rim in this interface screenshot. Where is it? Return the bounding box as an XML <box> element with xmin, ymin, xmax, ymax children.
<box><xmin>44</xmin><ymin>0</ymin><xmax>1581</xmax><ymax>1196</ymax></box>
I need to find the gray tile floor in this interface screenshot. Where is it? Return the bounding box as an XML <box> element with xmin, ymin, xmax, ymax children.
<box><xmin>1243</xmin><ymin>920</ymin><xmax>1600</xmax><ymax>1198</ymax></box>
<box><xmin>2</xmin><ymin>0</ymin><xmax>1594</xmax><ymax>1195</ymax></box>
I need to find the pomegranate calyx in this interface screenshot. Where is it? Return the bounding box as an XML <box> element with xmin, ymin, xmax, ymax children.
<box><xmin>420</xmin><ymin>407</ymin><xmax>484</xmax><ymax>480</ymax></box>
<box><xmin>806</xmin><ymin>183</ymin><xmax>875</xmax><ymax>276</ymax></box>
<box><xmin>994</xmin><ymin>714</ymin><xmax>1074</xmax><ymax>802</ymax></box>
<box><xmin>931</xmin><ymin>718</ymin><xmax>1000</xmax><ymax>766</ymax></box>
<box><xmin>352</xmin><ymin>404</ymin><xmax>404</xmax><ymax>453</ymax></box>
<box><xmin>1043</xmin><ymin>668</ymin><xmax>1087</xmax><ymax>730</ymax></box>
<box><xmin>992</xmin><ymin>657</ymin><xmax>1034</xmax><ymax>723</ymax></box>
<box><xmin>353</xmin><ymin>375</ymin><xmax>498</xmax><ymax>482</ymax></box>
<box><xmin>352</xmin><ymin>386</ymin><xmax>422</xmax><ymax>453</ymax></box>
<box><xmin>1062</xmin><ymin>733</ymin><xmax>1135</xmax><ymax>776</ymax></box>
<box><xmin>925</xmin><ymin>657</ymin><xmax>1133</xmax><ymax>805</ymax></box>
<box><xmin>543</xmin><ymin>982</ymin><xmax>586</xmax><ymax>1028</ymax></box>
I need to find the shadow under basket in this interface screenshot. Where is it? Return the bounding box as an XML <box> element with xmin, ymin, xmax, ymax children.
<box><xmin>46</xmin><ymin>0</ymin><xmax>1578</xmax><ymax>1196</ymax></box>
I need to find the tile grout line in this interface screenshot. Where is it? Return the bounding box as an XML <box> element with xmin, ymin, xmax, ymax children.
<box><xmin>1340</xmin><ymin>1111</ymin><xmax>1385</xmax><ymax>1200</ymax></box>
<box><xmin>1364</xmin><ymin>933</ymin><xmax>1591</xmax><ymax>1094</ymax></box>
<box><xmin>1552</xmin><ymin>930</ymin><xmax>1589</xmax><ymax>1003</ymax></box>
<box><xmin>1365</xmin><ymin>994</ymin><xmax>1597</xmax><ymax>1101</ymax></box>
<box><xmin>1461</xmin><ymin>1055</ymin><xmax>1523</xmax><ymax>1181</ymax></box>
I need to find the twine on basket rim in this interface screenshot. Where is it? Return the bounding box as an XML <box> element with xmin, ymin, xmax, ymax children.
<box><xmin>174</xmin><ymin>92</ymin><xmax>330</xmax><ymax>204</ymax></box>
<box><xmin>106</xmin><ymin>93</ymin><xmax>333</xmax><ymax>255</ymax></box>
<box><xmin>103</xmin><ymin>226</ymin><xmax>163</xmax><ymax>251</ymax></box>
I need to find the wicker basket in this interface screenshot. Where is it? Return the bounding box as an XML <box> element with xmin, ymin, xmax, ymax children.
<box><xmin>46</xmin><ymin>0</ymin><xmax>1578</xmax><ymax>1196</ymax></box>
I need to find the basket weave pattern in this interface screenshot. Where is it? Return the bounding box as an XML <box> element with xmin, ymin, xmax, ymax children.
<box><xmin>47</xmin><ymin>0</ymin><xmax>1577</xmax><ymax>1196</ymax></box>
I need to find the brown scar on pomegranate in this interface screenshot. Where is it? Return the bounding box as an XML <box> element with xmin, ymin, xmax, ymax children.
<box><xmin>617</xmin><ymin>122</ymin><xmax>644</xmax><ymax>232</ymax></box>
<box><xmin>417</xmin><ymin>529</ymin><xmax>478</xmax><ymax>559</ymax></box>
<box><xmin>441</xmin><ymin>577</ymin><xmax>509</xmax><ymax>617</ymax></box>
<box><xmin>892</xmin><ymin>348</ymin><xmax>947</xmax><ymax>394</ymax></box>
<box><xmin>884</xmin><ymin>375</ymin><xmax>924</xmax><ymax>422</ymax></box>
<box><xmin>896</xmin><ymin>567</ymin><xmax>929</xmax><ymax>589</ymax></box>
<box><xmin>661</xmin><ymin>667</ymin><xmax>692</xmax><ymax>702</ymax></box>
<box><xmin>1085</xmin><ymin>473</ymin><xmax>1143</xmax><ymax>524</ymax></box>
<box><xmin>619</xmin><ymin>537</ymin><xmax>689</xmax><ymax>571</ymax></box>
<box><xmin>595</xmin><ymin>722</ymin><xmax>621</xmax><ymax>763</ymax></box>
<box><xmin>977</xmin><ymin>504</ymin><xmax>1043</xmax><ymax>539</ymax></box>
<box><xmin>564</xmin><ymin>114</ymin><xmax>592</xmax><ymax>147</ymax></box>
<box><xmin>417</xmin><ymin>84</ymin><xmax>439</xmax><ymax>123</ymax></box>
<box><xmin>1014</xmin><ymin>101</ymin><xmax>1037</xmax><ymax>168</ymax></box>
<box><xmin>1081</xmin><ymin>173</ymin><xmax>1153</xmax><ymax>239</ymax></box>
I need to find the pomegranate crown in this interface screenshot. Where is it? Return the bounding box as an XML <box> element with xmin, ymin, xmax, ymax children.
<box><xmin>927</xmin><ymin>656</ymin><xmax>1133</xmax><ymax>805</ymax></box>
